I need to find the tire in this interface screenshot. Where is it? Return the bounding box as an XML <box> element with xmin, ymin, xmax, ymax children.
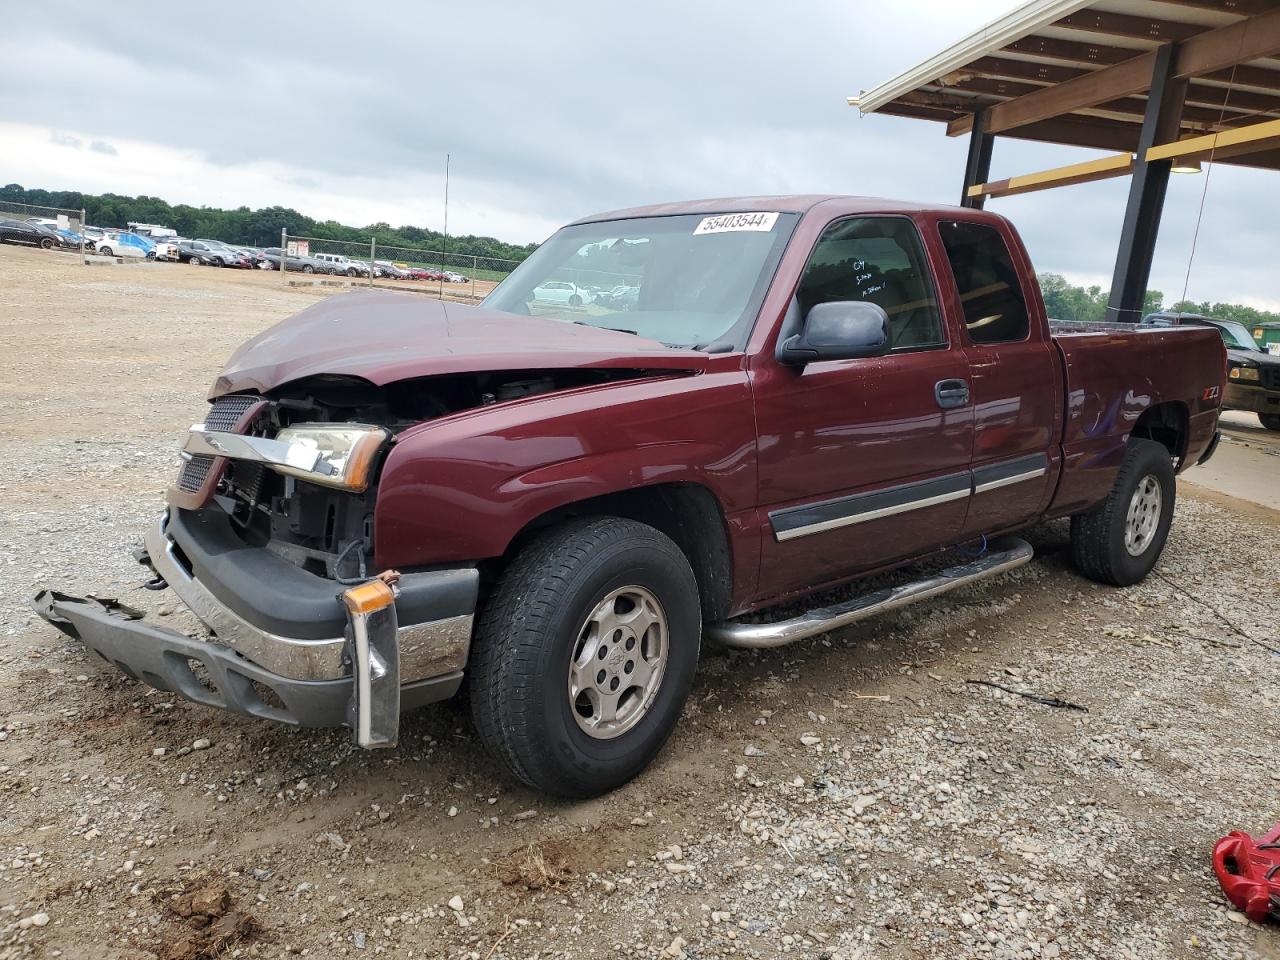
<box><xmin>40</xmin><ymin>237</ymin><xmax>55</xmax><ymax>250</ymax></box>
<box><xmin>346</xmin><ymin>267</ymin><xmax>358</xmax><ymax>277</ymax></box>
<box><xmin>189</xmin><ymin>257</ymin><xmax>201</xmax><ymax>266</ymax></box>
<box><xmin>1070</xmin><ymin>438</ymin><xmax>1175</xmax><ymax>587</ymax></box>
<box><xmin>568</xmin><ymin>294</ymin><xmax>582</xmax><ymax>307</ymax></box>
<box><xmin>469</xmin><ymin>517</ymin><xmax>701</xmax><ymax>798</ymax></box>
<box><xmin>99</xmin><ymin>247</ymin><xmax>113</xmax><ymax>257</ymax></box>
<box><xmin>1260</xmin><ymin>413</ymin><xmax>1280</xmax><ymax>432</ymax></box>
<box><xmin>302</xmin><ymin>264</ymin><xmax>314</xmax><ymax>274</ymax></box>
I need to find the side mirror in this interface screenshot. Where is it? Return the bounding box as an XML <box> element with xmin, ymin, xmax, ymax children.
<box><xmin>779</xmin><ymin>301</ymin><xmax>891</xmax><ymax>366</ymax></box>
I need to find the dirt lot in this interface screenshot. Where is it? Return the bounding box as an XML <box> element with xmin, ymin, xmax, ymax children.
<box><xmin>2</xmin><ymin>244</ymin><xmax>1279</xmax><ymax>960</ymax></box>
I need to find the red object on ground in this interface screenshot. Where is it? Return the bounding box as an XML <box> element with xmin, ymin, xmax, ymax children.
<box><xmin>1213</xmin><ymin>823</ymin><xmax>1280</xmax><ymax>923</ymax></box>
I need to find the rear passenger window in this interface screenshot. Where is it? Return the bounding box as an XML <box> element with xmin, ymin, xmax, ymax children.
<box><xmin>797</xmin><ymin>217</ymin><xmax>945</xmax><ymax>351</ymax></box>
<box><xmin>938</xmin><ymin>220</ymin><xmax>1030</xmax><ymax>344</ymax></box>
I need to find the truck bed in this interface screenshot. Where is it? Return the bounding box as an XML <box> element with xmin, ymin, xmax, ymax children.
<box><xmin>1046</xmin><ymin>320</ymin><xmax>1225</xmax><ymax>516</ymax></box>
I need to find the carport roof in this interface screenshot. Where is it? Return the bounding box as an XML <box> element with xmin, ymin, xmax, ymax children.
<box><xmin>850</xmin><ymin>0</ymin><xmax>1280</xmax><ymax>171</ymax></box>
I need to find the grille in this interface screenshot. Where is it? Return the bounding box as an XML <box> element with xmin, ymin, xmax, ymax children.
<box><xmin>177</xmin><ymin>453</ymin><xmax>214</xmax><ymax>492</ymax></box>
<box><xmin>176</xmin><ymin>394</ymin><xmax>261</xmax><ymax>494</ymax></box>
<box><xmin>1261</xmin><ymin>366</ymin><xmax>1280</xmax><ymax>391</ymax></box>
<box><xmin>204</xmin><ymin>393</ymin><xmax>260</xmax><ymax>432</ymax></box>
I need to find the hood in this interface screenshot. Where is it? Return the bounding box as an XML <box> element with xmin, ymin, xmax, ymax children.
<box><xmin>1228</xmin><ymin>347</ymin><xmax>1280</xmax><ymax>366</ymax></box>
<box><xmin>210</xmin><ymin>290</ymin><xmax>709</xmax><ymax>397</ymax></box>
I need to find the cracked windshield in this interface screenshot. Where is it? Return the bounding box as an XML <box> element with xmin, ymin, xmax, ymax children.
<box><xmin>484</xmin><ymin>212</ymin><xmax>796</xmax><ymax>348</ymax></box>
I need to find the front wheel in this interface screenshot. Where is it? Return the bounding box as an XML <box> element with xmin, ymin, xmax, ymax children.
<box><xmin>468</xmin><ymin>517</ymin><xmax>701</xmax><ymax>797</ymax></box>
<box><xmin>302</xmin><ymin>264</ymin><xmax>314</xmax><ymax>274</ymax></box>
<box><xmin>40</xmin><ymin>237</ymin><xmax>55</xmax><ymax>250</ymax></box>
<box><xmin>1070</xmin><ymin>438</ymin><xmax>1175</xmax><ymax>586</ymax></box>
<box><xmin>99</xmin><ymin>246</ymin><xmax>113</xmax><ymax>257</ymax></box>
<box><xmin>1260</xmin><ymin>413</ymin><xmax>1280</xmax><ymax>432</ymax></box>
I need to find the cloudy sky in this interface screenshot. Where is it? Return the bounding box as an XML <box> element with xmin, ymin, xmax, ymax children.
<box><xmin>2</xmin><ymin>1</ymin><xmax>1276</xmax><ymax>307</ymax></box>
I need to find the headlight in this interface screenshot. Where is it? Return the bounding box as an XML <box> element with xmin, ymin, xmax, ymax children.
<box><xmin>1229</xmin><ymin>366</ymin><xmax>1260</xmax><ymax>382</ymax></box>
<box><xmin>272</xmin><ymin>424</ymin><xmax>389</xmax><ymax>491</ymax></box>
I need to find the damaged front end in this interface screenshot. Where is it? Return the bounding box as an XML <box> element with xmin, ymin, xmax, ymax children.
<box><xmin>30</xmin><ymin>376</ymin><xmax>519</xmax><ymax>747</ymax></box>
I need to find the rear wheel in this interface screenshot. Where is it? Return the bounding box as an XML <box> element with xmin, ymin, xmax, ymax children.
<box><xmin>1070</xmin><ymin>438</ymin><xmax>1175</xmax><ymax>586</ymax></box>
<box><xmin>1260</xmin><ymin>413</ymin><xmax>1280</xmax><ymax>431</ymax></box>
<box><xmin>99</xmin><ymin>246</ymin><xmax>113</xmax><ymax>257</ymax></box>
<box><xmin>468</xmin><ymin>517</ymin><xmax>700</xmax><ymax>797</ymax></box>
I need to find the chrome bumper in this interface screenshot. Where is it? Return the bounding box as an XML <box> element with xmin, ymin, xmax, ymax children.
<box><xmin>144</xmin><ymin>511</ymin><xmax>474</xmax><ymax>683</ymax></box>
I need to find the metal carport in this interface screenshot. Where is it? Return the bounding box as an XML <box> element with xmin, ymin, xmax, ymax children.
<box><xmin>850</xmin><ymin>0</ymin><xmax>1280</xmax><ymax>320</ymax></box>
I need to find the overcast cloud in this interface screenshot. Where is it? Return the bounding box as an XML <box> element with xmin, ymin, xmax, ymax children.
<box><xmin>2</xmin><ymin>1</ymin><xmax>1276</xmax><ymax>307</ymax></box>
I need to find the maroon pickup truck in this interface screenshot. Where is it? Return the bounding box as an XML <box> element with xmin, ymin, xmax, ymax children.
<box><xmin>36</xmin><ymin>196</ymin><xmax>1225</xmax><ymax>796</ymax></box>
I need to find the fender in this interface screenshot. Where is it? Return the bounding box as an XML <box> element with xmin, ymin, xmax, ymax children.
<box><xmin>373</xmin><ymin>362</ymin><xmax>759</xmax><ymax>573</ymax></box>
<box><xmin>1049</xmin><ymin>327</ymin><xmax>1222</xmax><ymax>516</ymax></box>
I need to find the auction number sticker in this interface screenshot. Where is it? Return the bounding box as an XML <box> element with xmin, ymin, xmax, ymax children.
<box><xmin>693</xmin><ymin>212</ymin><xmax>779</xmax><ymax>235</ymax></box>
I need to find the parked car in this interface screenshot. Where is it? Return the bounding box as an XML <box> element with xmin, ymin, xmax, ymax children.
<box><xmin>312</xmin><ymin>253</ymin><xmax>370</xmax><ymax>277</ymax></box>
<box><xmin>0</xmin><ymin>218</ymin><xmax>78</xmax><ymax>250</ymax></box>
<box><xmin>177</xmin><ymin>239</ymin><xmax>245</xmax><ymax>268</ymax></box>
<box><xmin>35</xmin><ymin>196</ymin><xmax>1224</xmax><ymax>798</ymax></box>
<box><xmin>443</xmin><ymin>271</ymin><xmax>469</xmax><ymax>283</ymax></box>
<box><xmin>195</xmin><ymin>239</ymin><xmax>253</xmax><ymax>269</ymax></box>
<box><xmin>374</xmin><ymin>260</ymin><xmax>411</xmax><ymax>280</ymax></box>
<box><xmin>95</xmin><ymin>231</ymin><xmax>156</xmax><ymax>260</ymax></box>
<box><xmin>1142</xmin><ymin>312</ymin><xmax>1280</xmax><ymax>430</ymax></box>
<box><xmin>150</xmin><ymin>237</ymin><xmax>181</xmax><ymax>261</ymax></box>
<box><xmin>595</xmin><ymin>284</ymin><xmax>640</xmax><ymax>310</ymax></box>
<box><xmin>405</xmin><ymin>267</ymin><xmax>444</xmax><ymax>281</ymax></box>
<box><xmin>261</xmin><ymin>247</ymin><xmax>322</xmax><ymax>273</ymax></box>
<box><xmin>531</xmin><ymin>279</ymin><xmax>593</xmax><ymax>307</ymax></box>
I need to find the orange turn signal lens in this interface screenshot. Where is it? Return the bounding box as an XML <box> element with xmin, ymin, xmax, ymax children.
<box><xmin>341</xmin><ymin>579</ymin><xmax>397</xmax><ymax>616</ymax></box>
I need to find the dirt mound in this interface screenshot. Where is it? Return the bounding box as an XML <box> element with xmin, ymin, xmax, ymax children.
<box><xmin>156</xmin><ymin>881</ymin><xmax>258</xmax><ymax>960</ymax></box>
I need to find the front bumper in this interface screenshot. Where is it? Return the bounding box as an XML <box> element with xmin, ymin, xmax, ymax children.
<box><xmin>32</xmin><ymin>509</ymin><xmax>479</xmax><ymax>729</ymax></box>
<box><xmin>1224</xmin><ymin>383</ymin><xmax>1280</xmax><ymax>415</ymax></box>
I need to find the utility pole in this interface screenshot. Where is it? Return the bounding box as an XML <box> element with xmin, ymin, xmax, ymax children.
<box><xmin>441</xmin><ymin>153</ymin><xmax>450</xmax><ymax>296</ymax></box>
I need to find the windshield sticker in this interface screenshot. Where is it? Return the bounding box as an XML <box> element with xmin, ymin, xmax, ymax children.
<box><xmin>693</xmin><ymin>212</ymin><xmax>779</xmax><ymax>235</ymax></box>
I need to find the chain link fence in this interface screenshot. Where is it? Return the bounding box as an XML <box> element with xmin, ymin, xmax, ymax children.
<box><xmin>0</xmin><ymin>199</ymin><xmax>87</xmax><ymax>264</ymax></box>
<box><xmin>279</xmin><ymin>230</ymin><xmax>520</xmax><ymax>301</ymax></box>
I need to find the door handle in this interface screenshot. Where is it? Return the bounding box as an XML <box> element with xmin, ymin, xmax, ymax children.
<box><xmin>935</xmin><ymin>378</ymin><xmax>970</xmax><ymax>409</ymax></box>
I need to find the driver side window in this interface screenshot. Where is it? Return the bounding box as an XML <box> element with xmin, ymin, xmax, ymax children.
<box><xmin>797</xmin><ymin>217</ymin><xmax>945</xmax><ymax>351</ymax></box>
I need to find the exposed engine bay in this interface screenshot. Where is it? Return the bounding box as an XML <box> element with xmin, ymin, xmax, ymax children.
<box><xmin>204</xmin><ymin>368</ymin><xmax>667</xmax><ymax>580</ymax></box>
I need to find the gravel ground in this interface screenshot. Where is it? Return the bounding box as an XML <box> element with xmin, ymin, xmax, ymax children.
<box><xmin>2</xmin><ymin>244</ymin><xmax>1279</xmax><ymax>960</ymax></box>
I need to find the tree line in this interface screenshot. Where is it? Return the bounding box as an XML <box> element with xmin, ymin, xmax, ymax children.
<box><xmin>0</xmin><ymin>183</ymin><xmax>538</xmax><ymax>263</ymax></box>
<box><xmin>1039</xmin><ymin>272</ymin><xmax>1280</xmax><ymax>328</ymax></box>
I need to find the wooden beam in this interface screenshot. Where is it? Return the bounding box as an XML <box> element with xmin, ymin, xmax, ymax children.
<box><xmin>939</xmin><ymin>74</ymin><xmax>1265</xmax><ymax>135</ymax></box>
<box><xmin>1004</xmin><ymin>34</ymin><xmax>1143</xmax><ymax>67</ymax></box>
<box><xmin>968</xmin><ymin>152</ymin><xmax>1135</xmax><ymax>200</ymax></box>
<box><xmin>961</xmin><ymin>56</ymin><xmax>1088</xmax><ymax>86</ymax></box>
<box><xmin>1198</xmin><ymin>63</ymin><xmax>1280</xmax><ymax>91</ymax></box>
<box><xmin>1175</xmin><ymin>6</ymin><xmax>1280</xmax><ymax>77</ymax></box>
<box><xmin>945</xmin><ymin>73</ymin><xmax>1280</xmax><ymax>119</ymax></box>
<box><xmin>1053</xmin><ymin>10</ymin><xmax>1203</xmax><ymax>44</ymax></box>
<box><xmin>1184</xmin><ymin>80</ymin><xmax>1280</xmax><ymax>116</ymax></box>
<box><xmin>999</xmin><ymin>115</ymin><xmax>1143</xmax><ymax>152</ymax></box>
<box><xmin>1147</xmin><ymin>116</ymin><xmax>1280</xmax><ymax>162</ymax></box>
<box><xmin>972</xmin><ymin>8</ymin><xmax>1280</xmax><ymax>136</ymax></box>
<box><xmin>1217</xmin><ymin>146</ymin><xmax>1280</xmax><ymax>170</ymax></box>
<box><xmin>982</xmin><ymin>51</ymin><xmax>1157</xmax><ymax>135</ymax></box>
<box><xmin>876</xmin><ymin>102</ymin><xmax>962</xmax><ymax>124</ymax></box>
<box><xmin>1156</xmin><ymin>0</ymin><xmax>1279</xmax><ymax>16</ymax></box>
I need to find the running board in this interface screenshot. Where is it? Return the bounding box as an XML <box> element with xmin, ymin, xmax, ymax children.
<box><xmin>706</xmin><ymin>537</ymin><xmax>1034</xmax><ymax>649</ymax></box>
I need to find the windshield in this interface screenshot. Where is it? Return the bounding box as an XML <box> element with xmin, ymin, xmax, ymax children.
<box><xmin>483</xmin><ymin>212</ymin><xmax>798</xmax><ymax>349</ymax></box>
<box><xmin>1215</xmin><ymin>319</ymin><xmax>1262</xmax><ymax>351</ymax></box>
